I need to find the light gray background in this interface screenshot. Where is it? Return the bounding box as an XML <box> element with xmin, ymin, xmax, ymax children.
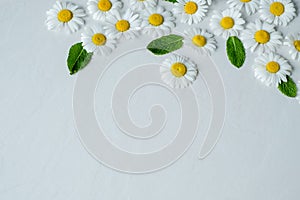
<box><xmin>1</xmin><ymin>0</ymin><xmax>300</xmax><ymax>199</ymax></box>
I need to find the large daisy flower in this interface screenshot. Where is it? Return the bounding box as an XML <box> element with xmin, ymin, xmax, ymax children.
<box><xmin>46</xmin><ymin>1</ymin><xmax>85</xmax><ymax>33</ymax></box>
<box><xmin>87</xmin><ymin>0</ymin><xmax>123</xmax><ymax>21</ymax></box>
<box><xmin>260</xmin><ymin>0</ymin><xmax>296</xmax><ymax>26</ymax></box>
<box><xmin>210</xmin><ymin>8</ymin><xmax>245</xmax><ymax>39</ymax></box>
<box><xmin>241</xmin><ymin>19</ymin><xmax>282</xmax><ymax>54</ymax></box>
<box><xmin>173</xmin><ymin>0</ymin><xmax>208</xmax><ymax>25</ymax></box>
<box><xmin>227</xmin><ymin>0</ymin><xmax>260</xmax><ymax>15</ymax></box>
<box><xmin>184</xmin><ymin>28</ymin><xmax>217</xmax><ymax>55</ymax></box>
<box><xmin>104</xmin><ymin>10</ymin><xmax>141</xmax><ymax>40</ymax></box>
<box><xmin>284</xmin><ymin>33</ymin><xmax>300</xmax><ymax>61</ymax></box>
<box><xmin>160</xmin><ymin>54</ymin><xmax>198</xmax><ymax>89</ymax></box>
<box><xmin>81</xmin><ymin>26</ymin><xmax>116</xmax><ymax>55</ymax></box>
<box><xmin>141</xmin><ymin>6</ymin><xmax>176</xmax><ymax>37</ymax></box>
<box><xmin>253</xmin><ymin>53</ymin><xmax>292</xmax><ymax>87</ymax></box>
<box><xmin>130</xmin><ymin>0</ymin><xmax>157</xmax><ymax>11</ymax></box>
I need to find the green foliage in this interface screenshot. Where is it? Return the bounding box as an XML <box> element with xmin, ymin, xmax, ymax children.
<box><xmin>147</xmin><ymin>34</ymin><xmax>184</xmax><ymax>55</ymax></box>
<box><xmin>278</xmin><ymin>76</ymin><xmax>297</xmax><ymax>98</ymax></box>
<box><xmin>226</xmin><ymin>36</ymin><xmax>246</xmax><ymax>68</ymax></box>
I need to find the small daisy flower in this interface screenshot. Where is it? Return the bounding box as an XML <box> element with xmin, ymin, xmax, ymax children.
<box><xmin>173</xmin><ymin>0</ymin><xmax>208</xmax><ymax>25</ymax></box>
<box><xmin>104</xmin><ymin>10</ymin><xmax>141</xmax><ymax>40</ymax></box>
<box><xmin>81</xmin><ymin>26</ymin><xmax>116</xmax><ymax>55</ymax></box>
<box><xmin>227</xmin><ymin>0</ymin><xmax>260</xmax><ymax>15</ymax></box>
<box><xmin>253</xmin><ymin>53</ymin><xmax>292</xmax><ymax>87</ymax></box>
<box><xmin>296</xmin><ymin>81</ymin><xmax>300</xmax><ymax>103</ymax></box>
<box><xmin>160</xmin><ymin>54</ymin><xmax>198</xmax><ymax>89</ymax></box>
<box><xmin>130</xmin><ymin>0</ymin><xmax>157</xmax><ymax>11</ymax></box>
<box><xmin>184</xmin><ymin>28</ymin><xmax>217</xmax><ymax>55</ymax></box>
<box><xmin>46</xmin><ymin>1</ymin><xmax>85</xmax><ymax>33</ymax></box>
<box><xmin>284</xmin><ymin>33</ymin><xmax>300</xmax><ymax>61</ymax></box>
<box><xmin>210</xmin><ymin>8</ymin><xmax>245</xmax><ymax>39</ymax></box>
<box><xmin>87</xmin><ymin>0</ymin><xmax>123</xmax><ymax>21</ymax></box>
<box><xmin>141</xmin><ymin>6</ymin><xmax>176</xmax><ymax>37</ymax></box>
<box><xmin>260</xmin><ymin>0</ymin><xmax>296</xmax><ymax>26</ymax></box>
<box><xmin>241</xmin><ymin>19</ymin><xmax>282</xmax><ymax>54</ymax></box>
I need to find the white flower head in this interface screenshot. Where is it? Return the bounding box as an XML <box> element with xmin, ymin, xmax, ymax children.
<box><xmin>184</xmin><ymin>28</ymin><xmax>217</xmax><ymax>55</ymax></box>
<box><xmin>253</xmin><ymin>52</ymin><xmax>292</xmax><ymax>87</ymax></box>
<box><xmin>87</xmin><ymin>0</ymin><xmax>123</xmax><ymax>21</ymax></box>
<box><xmin>130</xmin><ymin>0</ymin><xmax>158</xmax><ymax>11</ymax></box>
<box><xmin>260</xmin><ymin>0</ymin><xmax>296</xmax><ymax>26</ymax></box>
<box><xmin>210</xmin><ymin>8</ymin><xmax>245</xmax><ymax>39</ymax></box>
<box><xmin>141</xmin><ymin>6</ymin><xmax>176</xmax><ymax>37</ymax></box>
<box><xmin>160</xmin><ymin>54</ymin><xmax>198</xmax><ymax>89</ymax></box>
<box><xmin>227</xmin><ymin>0</ymin><xmax>260</xmax><ymax>15</ymax></box>
<box><xmin>173</xmin><ymin>0</ymin><xmax>208</xmax><ymax>25</ymax></box>
<box><xmin>284</xmin><ymin>33</ymin><xmax>300</xmax><ymax>61</ymax></box>
<box><xmin>45</xmin><ymin>1</ymin><xmax>86</xmax><ymax>33</ymax></box>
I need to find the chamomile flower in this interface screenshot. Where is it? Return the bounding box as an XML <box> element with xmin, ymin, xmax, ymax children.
<box><xmin>260</xmin><ymin>0</ymin><xmax>296</xmax><ymax>26</ymax></box>
<box><xmin>81</xmin><ymin>26</ymin><xmax>116</xmax><ymax>55</ymax></box>
<box><xmin>284</xmin><ymin>33</ymin><xmax>300</xmax><ymax>61</ymax></box>
<box><xmin>253</xmin><ymin>53</ymin><xmax>292</xmax><ymax>87</ymax></box>
<box><xmin>87</xmin><ymin>0</ymin><xmax>123</xmax><ymax>21</ymax></box>
<box><xmin>184</xmin><ymin>28</ymin><xmax>217</xmax><ymax>55</ymax></box>
<box><xmin>141</xmin><ymin>6</ymin><xmax>176</xmax><ymax>37</ymax></box>
<box><xmin>210</xmin><ymin>8</ymin><xmax>245</xmax><ymax>39</ymax></box>
<box><xmin>45</xmin><ymin>1</ymin><xmax>85</xmax><ymax>33</ymax></box>
<box><xmin>160</xmin><ymin>54</ymin><xmax>198</xmax><ymax>89</ymax></box>
<box><xmin>130</xmin><ymin>0</ymin><xmax>157</xmax><ymax>10</ymax></box>
<box><xmin>104</xmin><ymin>10</ymin><xmax>141</xmax><ymax>40</ymax></box>
<box><xmin>227</xmin><ymin>0</ymin><xmax>260</xmax><ymax>15</ymax></box>
<box><xmin>173</xmin><ymin>0</ymin><xmax>208</xmax><ymax>25</ymax></box>
<box><xmin>241</xmin><ymin>19</ymin><xmax>282</xmax><ymax>54</ymax></box>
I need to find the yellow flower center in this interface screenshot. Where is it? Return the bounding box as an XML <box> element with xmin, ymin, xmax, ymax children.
<box><xmin>270</xmin><ymin>2</ymin><xmax>285</xmax><ymax>16</ymax></box>
<box><xmin>254</xmin><ymin>30</ymin><xmax>270</xmax><ymax>44</ymax></box>
<box><xmin>192</xmin><ymin>35</ymin><xmax>207</xmax><ymax>47</ymax></box>
<box><xmin>294</xmin><ymin>40</ymin><xmax>300</xmax><ymax>52</ymax></box>
<box><xmin>148</xmin><ymin>13</ymin><xmax>164</xmax><ymax>26</ymax></box>
<box><xmin>240</xmin><ymin>0</ymin><xmax>251</xmax><ymax>2</ymax></box>
<box><xmin>171</xmin><ymin>62</ymin><xmax>187</xmax><ymax>77</ymax></box>
<box><xmin>98</xmin><ymin>0</ymin><xmax>112</xmax><ymax>11</ymax></box>
<box><xmin>266</xmin><ymin>61</ymin><xmax>280</xmax><ymax>73</ymax></box>
<box><xmin>92</xmin><ymin>33</ymin><xmax>106</xmax><ymax>46</ymax></box>
<box><xmin>184</xmin><ymin>1</ymin><xmax>198</xmax><ymax>15</ymax></box>
<box><xmin>57</xmin><ymin>9</ymin><xmax>73</xmax><ymax>23</ymax></box>
<box><xmin>220</xmin><ymin>17</ymin><xmax>234</xmax><ymax>29</ymax></box>
<box><xmin>115</xmin><ymin>20</ymin><xmax>130</xmax><ymax>32</ymax></box>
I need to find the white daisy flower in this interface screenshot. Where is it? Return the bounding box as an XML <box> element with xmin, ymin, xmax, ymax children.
<box><xmin>227</xmin><ymin>0</ymin><xmax>260</xmax><ymax>15</ymax></box>
<box><xmin>296</xmin><ymin>81</ymin><xmax>300</xmax><ymax>104</ymax></box>
<box><xmin>160</xmin><ymin>54</ymin><xmax>198</xmax><ymax>89</ymax></box>
<box><xmin>87</xmin><ymin>0</ymin><xmax>123</xmax><ymax>21</ymax></box>
<box><xmin>130</xmin><ymin>0</ymin><xmax>157</xmax><ymax>11</ymax></box>
<box><xmin>241</xmin><ymin>19</ymin><xmax>282</xmax><ymax>54</ymax></box>
<box><xmin>104</xmin><ymin>10</ymin><xmax>142</xmax><ymax>40</ymax></box>
<box><xmin>173</xmin><ymin>0</ymin><xmax>208</xmax><ymax>25</ymax></box>
<box><xmin>260</xmin><ymin>0</ymin><xmax>296</xmax><ymax>26</ymax></box>
<box><xmin>284</xmin><ymin>33</ymin><xmax>300</xmax><ymax>61</ymax></box>
<box><xmin>45</xmin><ymin>1</ymin><xmax>85</xmax><ymax>33</ymax></box>
<box><xmin>81</xmin><ymin>26</ymin><xmax>116</xmax><ymax>55</ymax></box>
<box><xmin>253</xmin><ymin>53</ymin><xmax>292</xmax><ymax>87</ymax></box>
<box><xmin>184</xmin><ymin>28</ymin><xmax>217</xmax><ymax>55</ymax></box>
<box><xmin>210</xmin><ymin>8</ymin><xmax>245</xmax><ymax>39</ymax></box>
<box><xmin>141</xmin><ymin>6</ymin><xmax>176</xmax><ymax>37</ymax></box>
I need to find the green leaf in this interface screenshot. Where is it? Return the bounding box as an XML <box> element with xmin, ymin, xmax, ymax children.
<box><xmin>147</xmin><ymin>34</ymin><xmax>184</xmax><ymax>55</ymax></box>
<box><xmin>67</xmin><ymin>42</ymin><xmax>93</xmax><ymax>75</ymax></box>
<box><xmin>164</xmin><ymin>0</ymin><xmax>177</xmax><ymax>3</ymax></box>
<box><xmin>226</xmin><ymin>36</ymin><xmax>246</xmax><ymax>68</ymax></box>
<box><xmin>278</xmin><ymin>76</ymin><xmax>297</xmax><ymax>98</ymax></box>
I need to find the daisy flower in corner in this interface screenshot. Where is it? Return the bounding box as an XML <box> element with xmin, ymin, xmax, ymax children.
<box><xmin>210</xmin><ymin>8</ymin><xmax>245</xmax><ymax>39</ymax></box>
<box><xmin>241</xmin><ymin>19</ymin><xmax>282</xmax><ymax>54</ymax></box>
<box><xmin>130</xmin><ymin>0</ymin><xmax>157</xmax><ymax>11</ymax></box>
<box><xmin>160</xmin><ymin>54</ymin><xmax>198</xmax><ymax>89</ymax></box>
<box><xmin>81</xmin><ymin>26</ymin><xmax>116</xmax><ymax>55</ymax></box>
<box><xmin>87</xmin><ymin>0</ymin><xmax>123</xmax><ymax>21</ymax></box>
<box><xmin>260</xmin><ymin>0</ymin><xmax>296</xmax><ymax>26</ymax></box>
<box><xmin>141</xmin><ymin>6</ymin><xmax>176</xmax><ymax>37</ymax></box>
<box><xmin>227</xmin><ymin>0</ymin><xmax>260</xmax><ymax>15</ymax></box>
<box><xmin>104</xmin><ymin>10</ymin><xmax>141</xmax><ymax>40</ymax></box>
<box><xmin>46</xmin><ymin>1</ymin><xmax>85</xmax><ymax>33</ymax></box>
<box><xmin>284</xmin><ymin>33</ymin><xmax>300</xmax><ymax>61</ymax></box>
<box><xmin>253</xmin><ymin>53</ymin><xmax>292</xmax><ymax>87</ymax></box>
<box><xmin>184</xmin><ymin>28</ymin><xmax>217</xmax><ymax>55</ymax></box>
<box><xmin>173</xmin><ymin>0</ymin><xmax>208</xmax><ymax>25</ymax></box>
